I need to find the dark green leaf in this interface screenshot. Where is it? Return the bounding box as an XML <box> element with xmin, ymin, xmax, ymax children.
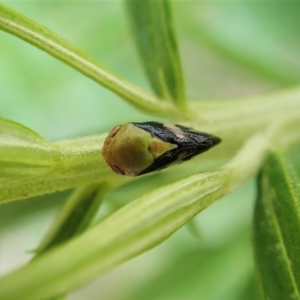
<box><xmin>35</xmin><ymin>183</ymin><xmax>109</xmax><ymax>255</ymax></box>
<box><xmin>254</xmin><ymin>151</ymin><xmax>300</xmax><ymax>300</ymax></box>
<box><xmin>125</xmin><ymin>0</ymin><xmax>185</xmax><ymax>108</ymax></box>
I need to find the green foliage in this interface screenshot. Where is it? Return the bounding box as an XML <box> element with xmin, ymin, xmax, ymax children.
<box><xmin>0</xmin><ymin>120</ymin><xmax>116</xmax><ymax>203</ymax></box>
<box><xmin>0</xmin><ymin>1</ymin><xmax>299</xmax><ymax>300</ymax></box>
<box><xmin>35</xmin><ymin>183</ymin><xmax>110</xmax><ymax>255</ymax></box>
<box><xmin>254</xmin><ymin>151</ymin><xmax>300</xmax><ymax>299</ymax></box>
<box><xmin>125</xmin><ymin>0</ymin><xmax>186</xmax><ymax>108</ymax></box>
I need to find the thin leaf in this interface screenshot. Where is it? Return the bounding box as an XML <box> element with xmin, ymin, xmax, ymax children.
<box><xmin>35</xmin><ymin>184</ymin><xmax>109</xmax><ymax>300</ymax></box>
<box><xmin>126</xmin><ymin>0</ymin><xmax>186</xmax><ymax>108</ymax></box>
<box><xmin>35</xmin><ymin>183</ymin><xmax>110</xmax><ymax>255</ymax></box>
<box><xmin>254</xmin><ymin>151</ymin><xmax>300</xmax><ymax>300</ymax></box>
<box><xmin>0</xmin><ymin>118</ymin><xmax>53</xmax><ymax>168</ymax></box>
<box><xmin>0</xmin><ymin>118</ymin><xmax>124</xmax><ymax>204</ymax></box>
<box><xmin>0</xmin><ymin>134</ymin><xmax>268</xmax><ymax>300</ymax></box>
<box><xmin>0</xmin><ymin>3</ymin><xmax>178</xmax><ymax>117</ymax></box>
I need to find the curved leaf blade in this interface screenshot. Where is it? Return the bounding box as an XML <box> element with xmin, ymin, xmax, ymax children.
<box><xmin>254</xmin><ymin>151</ymin><xmax>300</xmax><ymax>300</ymax></box>
<box><xmin>125</xmin><ymin>0</ymin><xmax>186</xmax><ymax>108</ymax></box>
<box><xmin>0</xmin><ymin>118</ymin><xmax>54</xmax><ymax>172</ymax></box>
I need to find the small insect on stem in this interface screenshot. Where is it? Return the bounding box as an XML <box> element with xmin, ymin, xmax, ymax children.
<box><xmin>102</xmin><ymin>122</ymin><xmax>221</xmax><ymax>177</ymax></box>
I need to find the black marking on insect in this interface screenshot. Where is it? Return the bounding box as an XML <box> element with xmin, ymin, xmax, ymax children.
<box><xmin>102</xmin><ymin>122</ymin><xmax>221</xmax><ymax>177</ymax></box>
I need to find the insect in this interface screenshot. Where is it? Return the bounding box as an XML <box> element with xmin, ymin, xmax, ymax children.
<box><xmin>102</xmin><ymin>122</ymin><xmax>221</xmax><ymax>177</ymax></box>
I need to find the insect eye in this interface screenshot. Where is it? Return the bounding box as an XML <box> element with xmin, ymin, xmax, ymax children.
<box><xmin>107</xmin><ymin>125</ymin><xmax>122</xmax><ymax>138</ymax></box>
<box><xmin>102</xmin><ymin>122</ymin><xmax>221</xmax><ymax>177</ymax></box>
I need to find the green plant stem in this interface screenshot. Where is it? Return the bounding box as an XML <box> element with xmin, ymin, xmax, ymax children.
<box><xmin>0</xmin><ymin>4</ymin><xmax>179</xmax><ymax>117</ymax></box>
<box><xmin>0</xmin><ymin>135</ymin><xmax>127</xmax><ymax>204</ymax></box>
<box><xmin>188</xmin><ymin>87</ymin><xmax>300</xmax><ymax>148</ymax></box>
<box><xmin>1</xmin><ymin>87</ymin><xmax>300</xmax><ymax>204</ymax></box>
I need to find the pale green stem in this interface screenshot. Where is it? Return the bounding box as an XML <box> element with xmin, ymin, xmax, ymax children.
<box><xmin>0</xmin><ymin>135</ymin><xmax>128</xmax><ymax>204</ymax></box>
<box><xmin>1</xmin><ymin>87</ymin><xmax>300</xmax><ymax>204</ymax></box>
<box><xmin>0</xmin><ymin>4</ymin><xmax>179</xmax><ymax>117</ymax></box>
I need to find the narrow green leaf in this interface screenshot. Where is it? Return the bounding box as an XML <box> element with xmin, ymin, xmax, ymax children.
<box><xmin>0</xmin><ymin>134</ymin><xmax>268</xmax><ymax>300</ymax></box>
<box><xmin>36</xmin><ymin>183</ymin><xmax>110</xmax><ymax>255</ymax></box>
<box><xmin>254</xmin><ymin>151</ymin><xmax>300</xmax><ymax>300</ymax></box>
<box><xmin>0</xmin><ymin>119</ymin><xmax>124</xmax><ymax>204</ymax></box>
<box><xmin>0</xmin><ymin>118</ymin><xmax>55</xmax><ymax>173</ymax></box>
<box><xmin>125</xmin><ymin>0</ymin><xmax>186</xmax><ymax>108</ymax></box>
<box><xmin>35</xmin><ymin>184</ymin><xmax>109</xmax><ymax>300</ymax></box>
<box><xmin>0</xmin><ymin>3</ymin><xmax>179</xmax><ymax>117</ymax></box>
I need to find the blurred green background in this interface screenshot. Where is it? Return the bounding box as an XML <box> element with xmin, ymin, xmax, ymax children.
<box><xmin>1</xmin><ymin>1</ymin><xmax>300</xmax><ymax>299</ymax></box>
